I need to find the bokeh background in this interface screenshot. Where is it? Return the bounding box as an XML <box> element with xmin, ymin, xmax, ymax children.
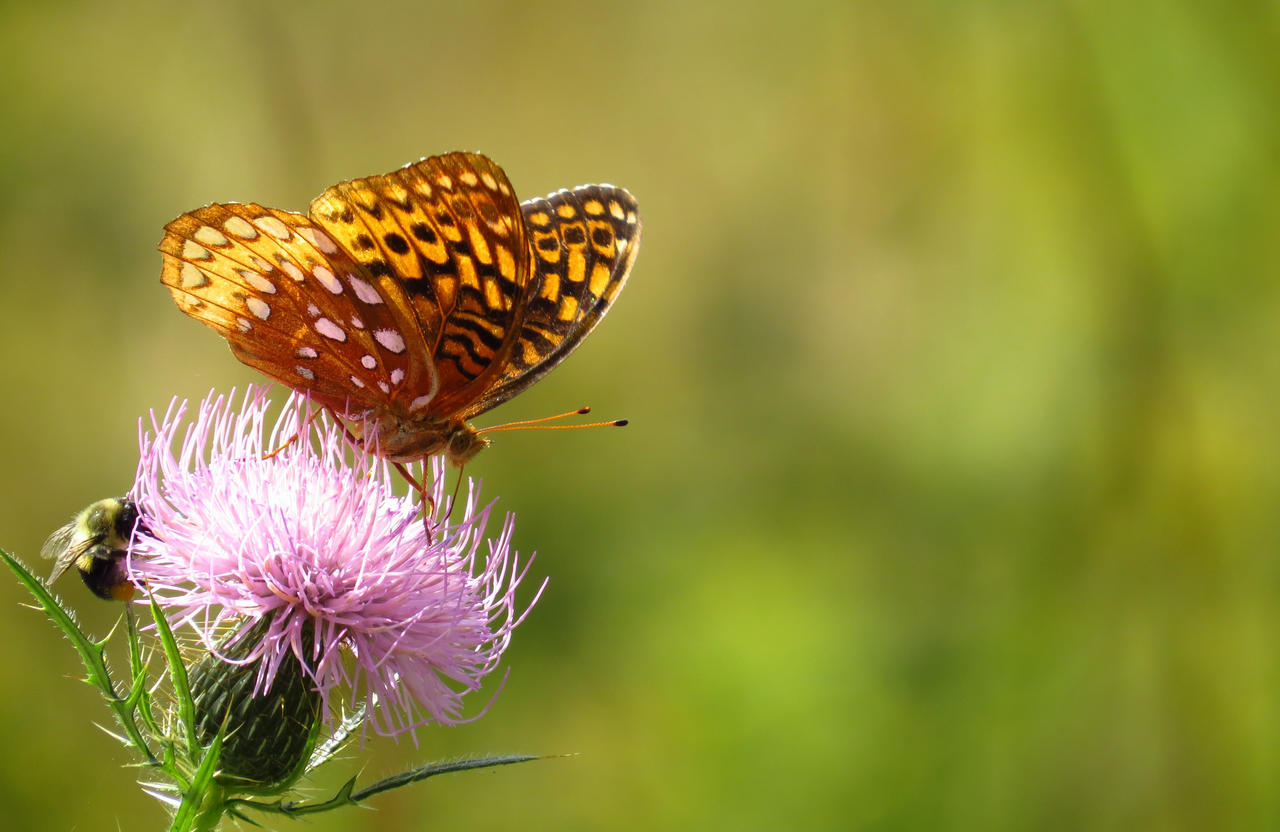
<box><xmin>2</xmin><ymin>1</ymin><xmax>1279</xmax><ymax>829</ymax></box>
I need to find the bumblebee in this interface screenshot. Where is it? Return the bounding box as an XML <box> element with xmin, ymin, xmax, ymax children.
<box><xmin>41</xmin><ymin>497</ymin><xmax>143</xmax><ymax>601</ymax></box>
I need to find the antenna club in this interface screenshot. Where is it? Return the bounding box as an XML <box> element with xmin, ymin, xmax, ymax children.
<box><xmin>613</xmin><ymin>419</ymin><xmax>629</xmax><ymax>427</ymax></box>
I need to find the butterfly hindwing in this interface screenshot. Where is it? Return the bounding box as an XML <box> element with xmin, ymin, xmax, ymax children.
<box><xmin>464</xmin><ymin>184</ymin><xmax>641</xmax><ymax>417</ymax></box>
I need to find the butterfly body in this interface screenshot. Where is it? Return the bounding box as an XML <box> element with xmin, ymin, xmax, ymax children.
<box><xmin>347</xmin><ymin>410</ymin><xmax>489</xmax><ymax>465</ymax></box>
<box><xmin>161</xmin><ymin>152</ymin><xmax>640</xmax><ymax>466</ymax></box>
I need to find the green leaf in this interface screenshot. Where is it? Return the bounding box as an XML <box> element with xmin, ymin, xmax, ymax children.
<box><xmin>126</xmin><ymin>606</ymin><xmax>164</xmax><ymax>739</ymax></box>
<box><xmin>349</xmin><ymin>754</ymin><xmax>541</xmax><ymax>803</ymax></box>
<box><xmin>148</xmin><ymin>591</ymin><xmax>198</xmax><ymax>762</ymax></box>
<box><xmin>0</xmin><ymin>547</ymin><xmax>157</xmax><ymax>764</ymax></box>
<box><xmin>229</xmin><ymin>754</ymin><xmax>540</xmax><ymax>820</ymax></box>
<box><xmin>305</xmin><ymin>702</ymin><xmax>366</xmax><ymax>772</ymax></box>
<box><xmin>171</xmin><ymin>723</ymin><xmax>225</xmax><ymax>832</ymax></box>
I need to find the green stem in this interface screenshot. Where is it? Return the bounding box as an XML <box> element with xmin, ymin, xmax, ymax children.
<box><xmin>169</xmin><ymin>724</ymin><xmax>224</xmax><ymax>832</ymax></box>
<box><xmin>189</xmin><ymin>783</ymin><xmax>229</xmax><ymax>832</ymax></box>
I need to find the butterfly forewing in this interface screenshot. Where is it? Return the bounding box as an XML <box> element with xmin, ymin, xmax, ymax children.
<box><xmin>160</xmin><ymin>204</ymin><xmax>416</xmax><ymax>414</ymax></box>
<box><xmin>308</xmin><ymin>153</ymin><xmax>532</xmax><ymax>417</ymax></box>
<box><xmin>464</xmin><ymin>185</ymin><xmax>641</xmax><ymax>417</ymax></box>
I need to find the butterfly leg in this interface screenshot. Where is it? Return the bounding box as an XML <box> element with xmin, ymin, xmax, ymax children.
<box><xmin>262</xmin><ymin>428</ymin><xmax>301</xmax><ymax>460</ymax></box>
<box><xmin>262</xmin><ymin>405</ymin><xmax>323</xmax><ymax>459</ymax></box>
<box><xmin>424</xmin><ymin>464</ymin><xmax>466</xmax><ymax>541</ymax></box>
<box><xmin>392</xmin><ymin>461</ymin><xmax>433</xmax><ymax>506</ymax></box>
<box><xmin>392</xmin><ymin>460</ymin><xmax>437</xmax><ymax>541</ymax></box>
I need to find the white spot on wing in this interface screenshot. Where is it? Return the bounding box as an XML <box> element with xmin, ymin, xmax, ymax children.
<box><xmin>296</xmin><ymin>346</ymin><xmax>318</xmax><ymax>359</ymax></box>
<box><xmin>236</xmin><ymin>317</ymin><xmax>253</xmax><ymax>332</ymax></box>
<box><xmin>238</xmin><ymin>270</ymin><xmax>277</xmax><ymax>294</ymax></box>
<box><xmin>361</xmin><ymin>354</ymin><xmax>377</xmax><ymax>369</ymax></box>
<box><xmin>390</xmin><ymin>368</ymin><xmax>405</xmax><ymax>385</ymax></box>
<box><xmin>374</xmin><ymin>329</ymin><xmax>406</xmax><ymax>354</ymax></box>
<box><xmin>351</xmin><ymin>316</ymin><xmax>364</xmax><ymax>329</ymax></box>
<box><xmin>348</xmin><ymin>275</ymin><xmax>383</xmax><ymax>304</ymax></box>
<box><xmin>194</xmin><ymin>225</ymin><xmax>229</xmax><ymax>247</ymax></box>
<box><xmin>180</xmin><ymin>262</ymin><xmax>208</xmax><ymax>289</ymax></box>
<box><xmin>349</xmin><ymin>375</ymin><xmax>366</xmax><ymax>388</ymax></box>
<box><xmin>306</xmin><ymin>303</ymin><xmax>321</xmax><ymax>317</ymax></box>
<box><xmin>255</xmin><ymin>215</ymin><xmax>291</xmax><ymax>239</ymax></box>
<box><xmin>312</xmin><ymin>265</ymin><xmax>343</xmax><ymax>294</ymax></box>
<box><xmin>281</xmin><ymin>261</ymin><xmax>305</xmax><ymax>282</ymax></box>
<box><xmin>225</xmin><ymin>216</ymin><xmax>258</xmax><ymax>239</ymax></box>
<box><xmin>409</xmin><ymin>394</ymin><xmax>433</xmax><ymax>411</ymax></box>
<box><xmin>378</xmin><ymin>381</ymin><xmax>391</xmax><ymax>394</ymax></box>
<box><xmin>182</xmin><ymin>240</ymin><xmax>211</xmax><ymax>260</ymax></box>
<box><xmin>296</xmin><ymin>366</ymin><xmax>315</xmax><ymax>380</ymax></box>
<box><xmin>298</xmin><ymin>226</ymin><xmax>338</xmax><ymax>254</ymax></box>
<box><xmin>250</xmin><ymin>255</ymin><xmax>274</xmax><ymax>271</ymax></box>
<box><xmin>315</xmin><ymin>317</ymin><xmax>346</xmax><ymax>342</ymax></box>
<box><xmin>246</xmin><ymin>297</ymin><xmax>271</xmax><ymax>320</ymax></box>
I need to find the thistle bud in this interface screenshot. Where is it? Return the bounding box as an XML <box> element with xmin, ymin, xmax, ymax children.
<box><xmin>188</xmin><ymin>617</ymin><xmax>321</xmax><ymax>792</ymax></box>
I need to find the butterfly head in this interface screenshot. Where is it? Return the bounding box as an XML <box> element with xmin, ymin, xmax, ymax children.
<box><xmin>361</xmin><ymin>414</ymin><xmax>491</xmax><ymax>467</ymax></box>
<box><xmin>442</xmin><ymin>420</ymin><xmax>491</xmax><ymax>466</ymax></box>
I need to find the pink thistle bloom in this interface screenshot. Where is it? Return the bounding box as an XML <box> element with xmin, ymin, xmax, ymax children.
<box><xmin>127</xmin><ymin>387</ymin><xmax>543</xmax><ymax>739</ymax></box>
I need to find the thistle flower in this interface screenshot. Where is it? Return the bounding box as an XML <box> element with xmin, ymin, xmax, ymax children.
<box><xmin>127</xmin><ymin>387</ymin><xmax>543</xmax><ymax>741</ymax></box>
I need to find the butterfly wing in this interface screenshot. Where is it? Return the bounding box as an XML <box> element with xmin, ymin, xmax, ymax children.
<box><xmin>161</xmin><ymin>154</ymin><xmax>637</xmax><ymax>437</ymax></box>
<box><xmin>307</xmin><ymin>152</ymin><xmax>533</xmax><ymax>419</ymax></box>
<box><xmin>160</xmin><ymin>203</ymin><xmax>424</xmax><ymax>415</ymax></box>
<box><xmin>461</xmin><ymin>184</ymin><xmax>641</xmax><ymax>418</ymax></box>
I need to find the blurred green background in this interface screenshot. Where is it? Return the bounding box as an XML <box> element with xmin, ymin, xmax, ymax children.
<box><xmin>3</xmin><ymin>1</ymin><xmax>1279</xmax><ymax>829</ymax></box>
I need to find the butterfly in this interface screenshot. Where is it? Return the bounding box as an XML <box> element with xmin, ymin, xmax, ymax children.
<box><xmin>160</xmin><ymin>152</ymin><xmax>640</xmax><ymax>470</ymax></box>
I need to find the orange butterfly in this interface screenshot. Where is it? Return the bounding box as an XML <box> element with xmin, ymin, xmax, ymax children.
<box><xmin>160</xmin><ymin>152</ymin><xmax>640</xmax><ymax>469</ymax></box>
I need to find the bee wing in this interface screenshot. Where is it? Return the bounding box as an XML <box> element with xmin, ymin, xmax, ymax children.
<box><xmin>41</xmin><ymin>522</ymin><xmax>91</xmax><ymax>583</ymax></box>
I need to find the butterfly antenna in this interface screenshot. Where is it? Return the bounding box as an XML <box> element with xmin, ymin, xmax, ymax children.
<box><xmin>478</xmin><ymin>406</ymin><xmax>628</xmax><ymax>435</ymax></box>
